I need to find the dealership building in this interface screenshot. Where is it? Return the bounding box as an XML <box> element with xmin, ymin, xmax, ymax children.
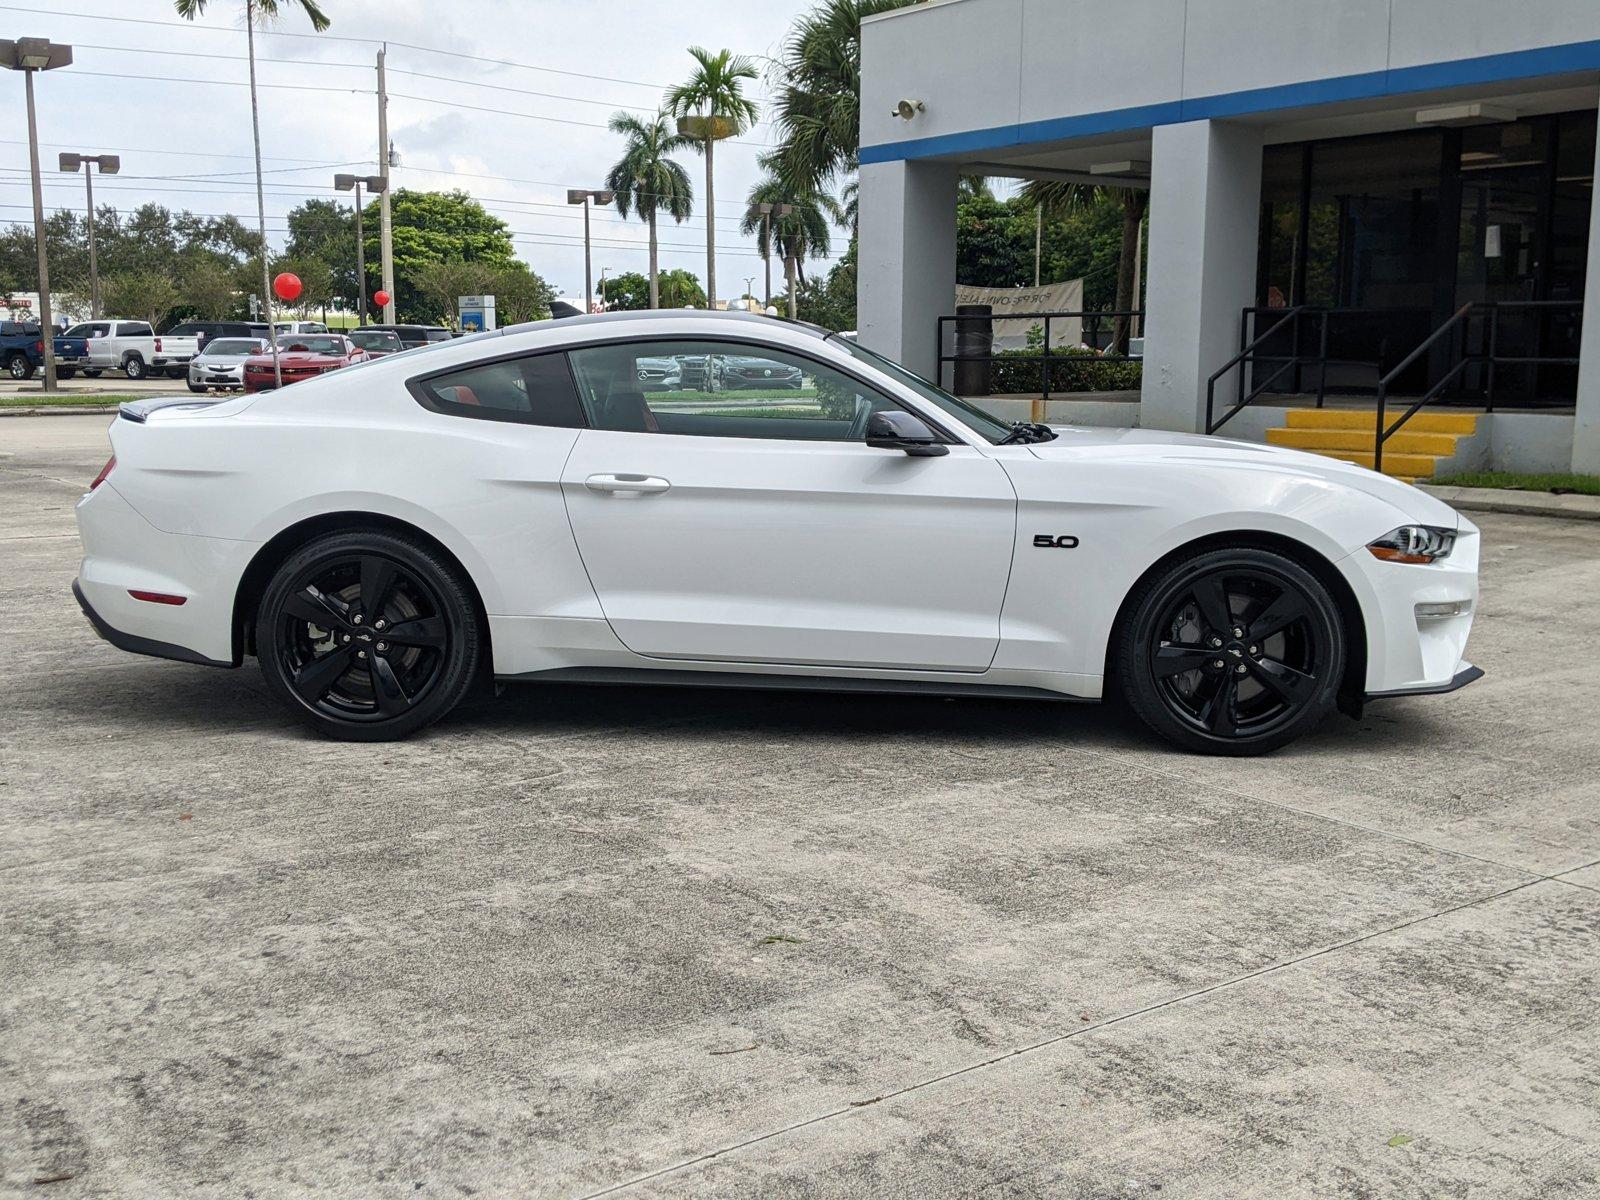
<box><xmin>857</xmin><ymin>0</ymin><xmax>1600</xmax><ymax>476</ymax></box>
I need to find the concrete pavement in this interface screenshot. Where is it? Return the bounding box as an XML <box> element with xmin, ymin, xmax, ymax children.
<box><xmin>1</xmin><ymin>415</ymin><xmax>1597</xmax><ymax>1198</ymax></box>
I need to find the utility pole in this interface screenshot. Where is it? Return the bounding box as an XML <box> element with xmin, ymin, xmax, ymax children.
<box><xmin>376</xmin><ymin>46</ymin><xmax>395</xmax><ymax>323</ymax></box>
<box><xmin>59</xmin><ymin>153</ymin><xmax>117</xmax><ymax>318</ymax></box>
<box><xmin>2</xmin><ymin>37</ymin><xmax>75</xmax><ymax>394</ymax></box>
<box><xmin>1034</xmin><ymin>204</ymin><xmax>1043</xmax><ymax>287</ymax></box>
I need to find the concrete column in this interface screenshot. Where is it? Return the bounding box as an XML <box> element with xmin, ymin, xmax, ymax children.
<box><xmin>1140</xmin><ymin>119</ymin><xmax>1264</xmax><ymax>433</ymax></box>
<box><xmin>1572</xmin><ymin>128</ymin><xmax>1600</xmax><ymax>471</ymax></box>
<box><xmin>857</xmin><ymin>159</ymin><xmax>958</xmax><ymax>381</ymax></box>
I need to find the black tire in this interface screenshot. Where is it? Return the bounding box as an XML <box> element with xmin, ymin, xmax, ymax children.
<box><xmin>256</xmin><ymin>529</ymin><xmax>482</xmax><ymax>741</ymax></box>
<box><xmin>1114</xmin><ymin>546</ymin><xmax>1345</xmax><ymax>755</ymax></box>
<box><xmin>57</xmin><ymin>367</ymin><xmax>76</xmax><ymax>379</ymax></box>
<box><xmin>122</xmin><ymin>356</ymin><xmax>147</xmax><ymax>380</ymax></box>
<box><xmin>6</xmin><ymin>352</ymin><xmax>34</xmax><ymax>380</ymax></box>
<box><xmin>166</xmin><ymin>367</ymin><xmax>186</xmax><ymax>380</ymax></box>
<box><xmin>186</xmin><ymin>379</ymin><xmax>207</xmax><ymax>393</ymax></box>
<box><xmin>81</xmin><ymin>368</ymin><xmax>100</xmax><ymax>378</ymax></box>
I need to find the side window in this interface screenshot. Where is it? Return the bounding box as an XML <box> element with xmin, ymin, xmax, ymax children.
<box><xmin>120</xmin><ymin>323</ymin><xmax>153</xmax><ymax>338</ymax></box>
<box><xmin>566</xmin><ymin>340</ymin><xmax>906</xmax><ymax>442</ymax></box>
<box><xmin>411</xmin><ymin>352</ymin><xmax>585</xmax><ymax>428</ymax></box>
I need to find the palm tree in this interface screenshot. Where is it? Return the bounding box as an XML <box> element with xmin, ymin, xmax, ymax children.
<box><xmin>175</xmin><ymin>0</ymin><xmax>329</xmax><ymax>387</ymax></box>
<box><xmin>741</xmin><ymin>176</ymin><xmax>842</xmax><ymax>319</ymax></box>
<box><xmin>767</xmin><ymin>0</ymin><xmax>916</xmax><ymax>191</ymax></box>
<box><xmin>664</xmin><ymin>47</ymin><xmax>760</xmax><ymax>308</ymax></box>
<box><xmin>605</xmin><ymin>112</ymin><xmax>694</xmax><ymax>310</ymax></box>
<box><xmin>1021</xmin><ymin>179</ymin><xmax>1149</xmax><ymax>355</ymax></box>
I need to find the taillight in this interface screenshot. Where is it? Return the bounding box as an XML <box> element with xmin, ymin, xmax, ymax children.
<box><xmin>155</xmin><ymin>337</ymin><xmax>163</xmax><ymax>352</ymax></box>
<box><xmin>33</xmin><ymin>339</ymin><xmax>42</xmax><ymax>354</ymax></box>
<box><xmin>90</xmin><ymin>456</ymin><xmax>115</xmax><ymax>490</ymax></box>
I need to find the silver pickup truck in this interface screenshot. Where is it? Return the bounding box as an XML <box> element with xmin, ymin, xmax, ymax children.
<box><xmin>52</xmin><ymin>319</ymin><xmax>157</xmax><ymax>380</ymax></box>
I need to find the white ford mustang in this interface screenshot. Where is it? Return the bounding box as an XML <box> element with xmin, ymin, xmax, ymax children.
<box><xmin>73</xmin><ymin>311</ymin><xmax>1480</xmax><ymax>754</ymax></box>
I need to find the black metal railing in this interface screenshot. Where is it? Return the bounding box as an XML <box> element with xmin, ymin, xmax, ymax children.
<box><xmin>1205</xmin><ymin>306</ymin><xmax>1309</xmax><ymax>433</ymax></box>
<box><xmin>935</xmin><ymin>308</ymin><xmax>1144</xmax><ymax>417</ymax></box>
<box><xmin>1374</xmin><ymin>300</ymin><xmax>1581</xmax><ymax>471</ymax></box>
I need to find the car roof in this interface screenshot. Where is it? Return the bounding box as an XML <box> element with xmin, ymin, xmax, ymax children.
<box><xmin>504</xmin><ymin>309</ymin><xmax>830</xmax><ymax>340</ymax></box>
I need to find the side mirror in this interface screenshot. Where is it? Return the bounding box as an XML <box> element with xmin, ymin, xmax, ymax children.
<box><xmin>865</xmin><ymin>410</ymin><xmax>949</xmax><ymax>457</ymax></box>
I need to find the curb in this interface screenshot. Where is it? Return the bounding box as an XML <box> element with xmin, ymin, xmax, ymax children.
<box><xmin>0</xmin><ymin>406</ymin><xmax>121</xmax><ymax>417</ymax></box>
<box><xmin>1420</xmin><ymin>484</ymin><xmax>1600</xmax><ymax>521</ymax></box>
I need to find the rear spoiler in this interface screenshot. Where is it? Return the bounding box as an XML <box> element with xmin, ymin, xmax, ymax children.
<box><xmin>118</xmin><ymin>396</ymin><xmax>226</xmax><ymax>423</ymax></box>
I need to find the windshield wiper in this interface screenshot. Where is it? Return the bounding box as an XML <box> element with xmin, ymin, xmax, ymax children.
<box><xmin>998</xmin><ymin>421</ymin><xmax>1058</xmax><ymax>445</ymax></box>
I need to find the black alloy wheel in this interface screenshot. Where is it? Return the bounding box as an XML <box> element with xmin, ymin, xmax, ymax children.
<box><xmin>257</xmin><ymin>530</ymin><xmax>480</xmax><ymax>740</ymax></box>
<box><xmin>1116</xmin><ymin>547</ymin><xmax>1345</xmax><ymax>755</ymax></box>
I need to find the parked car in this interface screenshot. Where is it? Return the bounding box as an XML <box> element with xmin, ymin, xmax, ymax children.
<box><xmin>364</xmin><ymin>324</ymin><xmax>454</xmax><ymax>350</ymax></box>
<box><xmin>634</xmin><ymin>355</ymin><xmax>682</xmax><ymax>391</ymax></box>
<box><xmin>719</xmin><ymin>354</ymin><xmax>805</xmax><ymax>389</ymax></box>
<box><xmin>187</xmin><ymin>337</ymin><xmax>268</xmax><ymax>393</ymax></box>
<box><xmin>673</xmin><ymin>353</ymin><xmax>720</xmax><ymax>391</ymax></box>
<box><xmin>53</xmin><ymin>319</ymin><xmax>157</xmax><ymax>379</ymax></box>
<box><xmin>73</xmin><ymin>310</ymin><xmax>1481</xmax><ymax>753</ymax></box>
<box><xmin>241</xmin><ymin>334</ymin><xmax>367</xmax><ymax>392</ymax></box>
<box><xmin>0</xmin><ymin>319</ymin><xmax>44</xmax><ymax>380</ymax></box>
<box><xmin>347</xmin><ymin>328</ymin><xmax>405</xmax><ymax>358</ymax></box>
<box><xmin>157</xmin><ymin>322</ymin><xmax>270</xmax><ymax>379</ymax></box>
<box><xmin>272</xmin><ymin>321</ymin><xmax>330</xmax><ymax>336</ymax></box>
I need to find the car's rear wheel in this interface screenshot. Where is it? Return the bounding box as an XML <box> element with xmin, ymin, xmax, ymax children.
<box><xmin>256</xmin><ymin>530</ymin><xmax>481</xmax><ymax>741</ymax></box>
<box><xmin>1115</xmin><ymin>547</ymin><xmax>1345</xmax><ymax>755</ymax></box>
<box><xmin>122</xmin><ymin>357</ymin><xmax>147</xmax><ymax>380</ymax></box>
<box><xmin>78</xmin><ymin>368</ymin><xmax>97</xmax><ymax>378</ymax></box>
<box><xmin>7</xmin><ymin>352</ymin><xmax>34</xmax><ymax>380</ymax></box>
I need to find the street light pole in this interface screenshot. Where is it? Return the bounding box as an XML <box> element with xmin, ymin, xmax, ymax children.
<box><xmin>335</xmin><ymin>173</ymin><xmax>385</xmax><ymax>326</ymax></box>
<box><xmin>2</xmin><ymin>37</ymin><xmax>74</xmax><ymax>394</ymax></box>
<box><xmin>567</xmin><ymin>188</ymin><xmax>614</xmax><ymax>314</ymax></box>
<box><xmin>376</xmin><ymin>45</ymin><xmax>396</xmax><ymax>324</ymax></box>
<box><xmin>59</xmin><ymin>152</ymin><xmax>119</xmax><ymax>319</ymax></box>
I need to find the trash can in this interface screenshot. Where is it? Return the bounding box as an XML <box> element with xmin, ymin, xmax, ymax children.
<box><xmin>953</xmin><ymin>303</ymin><xmax>993</xmax><ymax>397</ymax></box>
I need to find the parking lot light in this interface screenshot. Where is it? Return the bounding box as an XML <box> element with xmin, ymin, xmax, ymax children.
<box><xmin>335</xmin><ymin>173</ymin><xmax>386</xmax><ymax>326</ymax></box>
<box><xmin>59</xmin><ymin>152</ymin><xmax>119</xmax><ymax>319</ymax></box>
<box><xmin>1</xmin><ymin>36</ymin><xmax>74</xmax><ymax>392</ymax></box>
<box><xmin>567</xmin><ymin>189</ymin><xmax>614</xmax><ymax>314</ymax></box>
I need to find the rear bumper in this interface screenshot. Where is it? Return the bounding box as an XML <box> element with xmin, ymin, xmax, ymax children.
<box><xmin>73</xmin><ymin>578</ymin><xmax>233</xmax><ymax>668</ymax></box>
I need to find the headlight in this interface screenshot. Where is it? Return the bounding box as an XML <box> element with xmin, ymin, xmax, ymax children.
<box><xmin>1367</xmin><ymin>525</ymin><xmax>1456</xmax><ymax>564</ymax></box>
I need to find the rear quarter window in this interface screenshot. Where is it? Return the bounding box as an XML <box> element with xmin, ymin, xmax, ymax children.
<box><xmin>409</xmin><ymin>352</ymin><xmax>585</xmax><ymax>428</ymax></box>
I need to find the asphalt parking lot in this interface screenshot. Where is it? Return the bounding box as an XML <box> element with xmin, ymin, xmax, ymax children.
<box><xmin>3</xmin><ymin>413</ymin><xmax>1598</xmax><ymax>1198</ymax></box>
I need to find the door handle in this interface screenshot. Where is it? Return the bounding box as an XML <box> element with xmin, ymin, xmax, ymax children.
<box><xmin>585</xmin><ymin>473</ymin><xmax>671</xmax><ymax>495</ymax></box>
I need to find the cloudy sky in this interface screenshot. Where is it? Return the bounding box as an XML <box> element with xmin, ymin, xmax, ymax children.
<box><xmin>2</xmin><ymin>0</ymin><xmax>839</xmax><ymax>301</ymax></box>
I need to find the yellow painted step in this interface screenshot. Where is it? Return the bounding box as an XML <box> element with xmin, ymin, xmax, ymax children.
<box><xmin>1306</xmin><ymin>448</ymin><xmax>1441</xmax><ymax>477</ymax></box>
<box><xmin>1265</xmin><ymin>427</ymin><xmax>1461</xmax><ymax>455</ymax></box>
<box><xmin>1283</xmin><ymin>408</ymin><xmax>1479</xmax><ymax>435</ymax></box>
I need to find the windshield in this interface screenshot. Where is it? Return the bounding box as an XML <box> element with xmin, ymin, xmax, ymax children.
<box><xmin>276</xmin><ymin>335</ymin><xmax>345</xmax><ymax>354</ymax></box>
<box><xmin>349</xmin><ymin>330</ymin><xmax>401</xmax><ymax>349</ymax></box>
<box><xmin>829</xmin><ymin>336</ymin><xmax>1013</xmax><ymax>443</ymax></box>
<box><xmin>204</xmin><ymin>339</ymin><xmax>262</xmax><ymax>356</ymax></box>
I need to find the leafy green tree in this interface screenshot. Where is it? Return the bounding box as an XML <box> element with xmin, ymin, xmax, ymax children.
<box><xmin>176</xmin><ymin>0</ymin><xmax>331</xmax><ymax>384</ymax></box>
<box><xmin>741</xmin><ymin>176</ymin><xmax>841</xmax><ymax>318</ymax></box>
<box><xmin>412</xmin><ymin>259</ymin><xmax>555</xmax><ymax>326</ymax></box>
<box><xmin>599</xmin><ymin>270</ymin><xmax>652</xmax><ymax>311</ymax></box>
<box><xmin>655</xmin><ymin>268</ymin><xmax>707</xmax><ymax>309</ymax></box>
<box><xmin>360</xmin><ymin>190</ymin><xmax>517</xmax><ymax>322</ymax></box>
<box><xmin>181</xmin><ymin>259</ymin><xmax>242</xmax><ymax>320</ymax></box>
<box><xmin>606</xmin><ymin>112</ymin><xmax>695</xmax><ymax>309</ymax></box>
<box><xmin>665</xmin><ymin>47</ymin><xmax>760</xmax><ymax>307</ymax></box>
<box><xmin>285</xmin><ymin>197</ymin><xmax>360</xmax><ymax>311</ymax></box>
<box><xmin>765</xmin><ymin>0</ymin><xmax>918</xmax><ymax>191</ymax></box>
<box><xmin>488</xmin><ymin>264</ymin><xmax>556</xmax><ymax>325</ymax></box>
<box><xmin>795</xmin><ymin>240</ymin><xmax>857</xmax><ymax>331</ymax></box>
<box><xmin>269</xmin><ymin>254</ymin><xmax>335</xmax><ymax>319</ymax></box>
<box><xmin>103</xmin><ymin>271</ymin><xmax>181</xmax><ymax>327</ymax></box>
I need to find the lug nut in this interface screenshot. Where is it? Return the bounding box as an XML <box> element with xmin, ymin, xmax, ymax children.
<box><xmin>341</xmin><ymin>633</ymin><xmax>351</xmax><ymax>643</ymax></box>
<box><xmin>374</xmin><ymin>619</ymin><xmax>386</xmax><ymax>630</ymax></box>
<box><xmin>1231</xmin><ymin>626</ymin><xmax>1245</xmax><ymax>639</ymax></box>
<box><xmin>1235</xmin><ymin>664</ymin><xmax>1248</xmax><ymax>675</ymax></box>
<box><xmin>1208</xmin><ymin>637</ymin><xmax>1224</xmax><ymax>648</ymax></box>
<box><xmin>376</xmin><ymin>642</ymin><xmax>388</xmax><ymax>652</ymax></box>
<box><xmin>352</xmin><ymin>614</ymin><xmax>363</xmax><ymax>625</ymax></box>
<box><xmin>1248</xmin><ymin>644</ymin><xmax>1259</xmax><ymax>655</ymax></box>
<box><xmin>357</xmin><ymin>650</ymin><xmax>367</xmax><ymax>660</ymax></box>
<box><xmin>1212</xmin><ymin>658</ymin><xmax>1226</xmax><ymax>669</ymax></box>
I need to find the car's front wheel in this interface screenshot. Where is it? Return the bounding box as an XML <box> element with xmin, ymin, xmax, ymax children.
<box><xmin>256</xmin><ymin>530</ymin><xmax>482</xmax><ymax>741</ymax></box>
<box><xmin>1115</xmin><ymin>546</ymin><xmax>1345</xmax><ymax>755</ymax></box>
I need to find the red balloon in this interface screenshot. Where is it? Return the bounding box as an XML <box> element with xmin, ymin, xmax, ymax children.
<box><xmin>373</xmin><ymin>289</ymin><xmax>391</xmax><ymax>309</ymax></box>
<box><xmin>273</xmin><ymin>272</ymin><xmax>302</xmax><ymax>302</ymax></box>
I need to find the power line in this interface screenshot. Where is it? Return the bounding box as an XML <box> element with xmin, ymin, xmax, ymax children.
<box><xmin>0</xmin><ymin>137</ymin><xmax>368</xmax><ymax>168</ymax></box>
<box><xmin>69</xmin><ymin>68</ymin><xmax>372</xmax><ymax>96</ymax></box>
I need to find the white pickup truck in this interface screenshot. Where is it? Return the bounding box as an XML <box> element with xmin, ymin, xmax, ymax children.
<box><xmin>149</xmin><ymin>323</ymin><xmax>208</xmax><ymax>379</ymax></box>
<box><xmin>52</xmin><ymin>319</ymin><xmax>157</xmax><ymax>380</ymax></box>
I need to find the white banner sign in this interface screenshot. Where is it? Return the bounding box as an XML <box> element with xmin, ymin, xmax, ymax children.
<box><xmin>954</xmin><ymin>279</ymin><xmax>1084</xmax><ymax>350</ymax></box>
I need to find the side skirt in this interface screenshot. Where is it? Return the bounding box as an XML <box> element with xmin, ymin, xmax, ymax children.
<box><xmin>497</xmin><ymin>665</ymin><xmax>1093</xmax><ymax>703</ymax></box>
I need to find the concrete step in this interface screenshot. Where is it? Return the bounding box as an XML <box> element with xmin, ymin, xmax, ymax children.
<box><xmin>1283</xmin><ymin>408</ymin><xmax>1480</xmax><ymax>435</ymax></box>
<box><xmin>1305</xmin><ymin>448</ymin><xmax>1441</xmax><ymax>477</ymax></box>
<box><xmin>1266</xmin><ymin>427</ymin><xmax>1462</xmax><ymax>455</ymax></box>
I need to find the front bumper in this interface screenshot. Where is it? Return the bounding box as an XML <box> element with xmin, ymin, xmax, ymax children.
<box><xmin>189</xmin><ymin>364</ymin><xmax>244</xmax><ymax>387</ymax></box>
<box><xmin>1367</xmin><ymin>664</ymin><xmax>1484</xmax><ymax>700</ymax></box>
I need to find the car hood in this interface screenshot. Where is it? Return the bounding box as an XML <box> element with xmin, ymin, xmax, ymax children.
<box><xmin>245</xmin><ymin>352</ymin><xmax>343</xmax><ymax>367</ymax></box>
<box><xmin>1023</xmin><ymin>425</ymin><xmax>1462</xmax><ymax>527</ymax></box>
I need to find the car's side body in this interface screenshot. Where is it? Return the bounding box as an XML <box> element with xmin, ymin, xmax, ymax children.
<box><xmin>241</xmin><ymin>336</ymin><xmax>368</xmax><ymax>392</ymax></box>
<box><xmin>76</xmin><ymin>313</ymin><xmax>1478</xmax><ymax>724</ymax></box>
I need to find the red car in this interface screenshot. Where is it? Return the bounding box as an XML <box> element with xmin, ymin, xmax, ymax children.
<box><xmin>242</xmin><ymin>334</ymin><xmax>368</xmax><ymax>392</ymax></box>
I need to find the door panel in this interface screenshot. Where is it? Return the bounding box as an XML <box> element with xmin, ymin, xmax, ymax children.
<box><xmin>560</xmin><ymin>431</ymin><xmax>1017</xmax><ymax>671</ymax></box>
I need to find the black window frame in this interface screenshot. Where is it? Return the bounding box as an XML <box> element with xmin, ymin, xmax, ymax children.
<box><xmin>406</xmin><ymin>345</ymin><xmax>587</xmax><ymax>428</ymax></box>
